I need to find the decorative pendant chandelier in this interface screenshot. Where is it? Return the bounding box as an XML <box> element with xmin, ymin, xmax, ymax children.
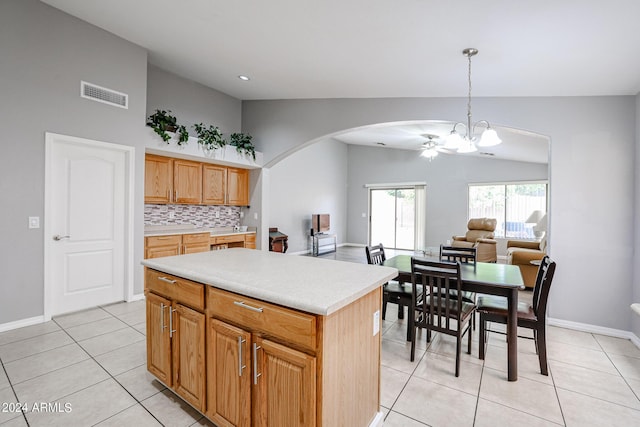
<box><xmin>444</xmin><ymin>48</ymin><xmax>501</xmax><ymax>153</ymax></box>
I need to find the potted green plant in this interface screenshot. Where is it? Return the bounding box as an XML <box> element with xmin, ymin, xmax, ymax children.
<box><xmin>193</xmin><ymin>123</ymin><xmax>226</xmax><ymax>151</ymax></box>
<box><xmin>229</xmin><ymin>132</ymin><xmax>256</xmax><ymax>160</ymax></box>
<box><xmin>146</xmin><ymin>109</ymin><xmax>189</xmax><ymax>145</ymax></box>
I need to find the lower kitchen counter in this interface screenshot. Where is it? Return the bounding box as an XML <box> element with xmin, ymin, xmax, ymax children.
<box><xmin>142</xmin><ymin>247</ymin><xmax>398</xmax><ymax>426</ymax></box>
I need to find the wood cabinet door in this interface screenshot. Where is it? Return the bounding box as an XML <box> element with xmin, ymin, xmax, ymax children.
<box><xmin>203</xmin><ymin>164</ymin><xmax>227</xmax><ymax>205</ymax></box>
<box><xmin>145</xmin><ymin>155</ymin><xmax>173</xmax><ymax>203</ymax></box>
<box><xmin>146</xmin><ymin>292</ymin><xmax>172</xmax><ymax>386</ymax></box>
<box><xmin>227</xmin><ymin>167</ymin><xmax>249</xmax><ymax>206</ymax></box>
<box><xmin>173</xmin><ymin>304</ymin><xmax>206</xmax><ymax>412</ymax></box>
<box><xmin>207</xmin><ymin>319</ymin><xmax>251</xmax><ymax>427</ymax></box>
<box><xmin>253</xmin><ymin>337</ymin><xmax>316</xmax><ymax>427</ymax></box>
<box><xmin>174</xmin><ymin>160</ymin><xmax>202</xmax><ymax>204</ymax></box>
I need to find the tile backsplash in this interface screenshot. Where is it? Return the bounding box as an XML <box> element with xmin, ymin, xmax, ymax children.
<box><xmin>145</xmin><ymin>204</ymin><xmax>241</xmax><ymax>228</ymax></box>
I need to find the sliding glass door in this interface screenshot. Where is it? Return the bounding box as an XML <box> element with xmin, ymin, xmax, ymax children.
<box><xmin>370</xmin><ymin>188</ymin><xmax>416</xmax><ymax>250</ymax></box>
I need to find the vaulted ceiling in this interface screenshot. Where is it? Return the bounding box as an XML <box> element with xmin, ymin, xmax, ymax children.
<box><xmin>41</xmin><ymin>0</ymin><xmax>640</xmax><ymax>162</ymax></box>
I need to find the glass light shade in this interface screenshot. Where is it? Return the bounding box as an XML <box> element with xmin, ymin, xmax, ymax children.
<box><xmin>420</xmin><ymin>148</ymin><xmax>438</xmax><ymax>159</ymax></box>
<box><xmin>443</xmin><ymin>131</ymin><xmax>464</xmax><ymax>150</ymax></box>
<box><xmin>457</xmin><ymin>138</ymin><xmax>477</xmax><ymax>153</ymax></box>
<box><xmin>477</xmin><ymin>128</ymin><xmax>502</xmax><ymax>147</ymax></box>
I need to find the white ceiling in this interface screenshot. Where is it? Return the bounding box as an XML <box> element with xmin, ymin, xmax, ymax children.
<box><xmin>333</xmin><ymin>122</ymin><xmax>550</xmax><ymax>164</ymax></box>
<box><xmin>41</xmin><ymin>0</ymin><xmax>639</xmax><ymax>163</ymax></box>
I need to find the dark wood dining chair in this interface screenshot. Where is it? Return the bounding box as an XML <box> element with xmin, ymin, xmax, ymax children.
<box><xmin>440</xmin><ymin>245</ymin><xmax>477</xmax><ymax>328</ymax></box>
<box><xmin>365</xmin><ymin>244</ymin><xmax>412</xmax><ymax>323</ymax></box>
<box><xmin>439</xmin><ymin>245</ymin><xmax>477</xmax><ymax>265</ymax></box>
<box><xmin>477</xmin><ymin>255</ymin><xmax>556</xmax><ymax>375</ymax></box>
<box><xmin>410</xmin><ymin>257</ymin><xmax>476</xmax><ymax>377</ymax></box>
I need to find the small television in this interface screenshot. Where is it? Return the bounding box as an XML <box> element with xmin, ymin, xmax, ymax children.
<box><xmin>312</xmin><ymin>214</ymin><xmax>330</xmax><ymax>234</ymax></box>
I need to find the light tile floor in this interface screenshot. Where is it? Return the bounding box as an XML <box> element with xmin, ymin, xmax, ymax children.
<box><xmin>0</xmin><ymin>248</ymin><xmax>639</xmax><ymax>426</ymax></box>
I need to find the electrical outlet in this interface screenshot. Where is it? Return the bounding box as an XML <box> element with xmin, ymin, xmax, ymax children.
<box><xmin>168</xmin><ymin>211</ymin><xmax>175</xmax><ymax>219</ymax></box>
<box><xmin>361</xmin><ymin>212</ymin><xmax>366</xmax><ymax>218</ymax></box>
<box><xmin>28</xmin><ymin>216</ymin><xmax>40</xmax><ymax>229</ymax></box>
<box><xmin>240</xmin><ymin>211</ymin><xmax>244</xmax><ymax>218</ymax></box>
<box><xmin>215</xmin><ymin>211</ymin><xmax>220</xmax><ymax>219</ymax></box>
<box><xmin>254</xmin><ymin>212</ymin><xmax>258</xmax><ymax>220</ymax></box>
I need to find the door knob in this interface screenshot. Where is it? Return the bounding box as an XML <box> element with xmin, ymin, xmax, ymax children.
<box><xmin>53</xmin><ymin>235</ymin><xmax>70</xmax><ymax>241</ymax></box>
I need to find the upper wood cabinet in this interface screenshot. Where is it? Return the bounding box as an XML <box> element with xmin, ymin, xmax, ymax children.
<box><xmin>145</xmin><ymin>155</ymin><xmax>173</xmax><ymax>203</ymax></box>
<box><xmin>173</xmin><ymin>160</ymin><xmax>202</xmax><ymax>204</ymax></box>
<box><xmin>202</xmin><ymin>164</ymin><xmax>227</xmax><ymax>205</ymax></box>
<box><xmin>227</xmin><ymin>167</ymin><xmax>249</xmax><ymax>206</ymax></box>
<box><xmin>145</xmin><ymin>154</ymin><xmax>250</xmax><ymax>206</ymax></box>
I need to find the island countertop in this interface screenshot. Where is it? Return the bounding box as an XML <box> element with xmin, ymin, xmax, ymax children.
<box><xmin>141</xmin><ymin>248</ymin><xmax>398</xmax><ymax>316</ymax></box>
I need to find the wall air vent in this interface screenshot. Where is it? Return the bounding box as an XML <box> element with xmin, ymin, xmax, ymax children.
<box><xmin>81</xmin><ymin>81</ymin><xmax>128</xmax><ymax>109</ymax></box>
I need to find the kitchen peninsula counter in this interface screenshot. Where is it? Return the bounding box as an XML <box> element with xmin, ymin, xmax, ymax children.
<box><xmin>141</xmin><ymin>248</ymin><xmax>396</xmax><ymax>315</ymax></box>
<box><xmin>142</xmin><ymin>248</ymin><xmax>397</xmax><ymax>426</ymax></box>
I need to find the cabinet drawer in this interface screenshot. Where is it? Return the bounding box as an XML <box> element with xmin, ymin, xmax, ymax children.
<box><xmin>244</xmin><ymin>234</ymin><xmax>256</xmax><ymax>243</ymax></box>
<box><xmin>182</xmin><ymin>233</ymin><xmax>210</xmax><ymax>245</ymax></box>
<box><xmin>207</xmin><ymin>287</ymin><xmax>317</xmax><ymax>352</ymax></box>
<box><xmin>213</xmin><ymin>234</ymin><xmax>245</xmax><ymax>244</ymax></box>
<box><xmin>146</xmin><ymin>234</ymin><xmax>182</xmax><ymax>248</ymax></box>
<box><xmin>145</xmin><ymin>269</ymin><xmax>205</xmax><ymax>311</ymax></box>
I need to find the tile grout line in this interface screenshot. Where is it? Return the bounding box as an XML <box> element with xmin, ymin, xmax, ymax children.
<box><xmin>50</xmin><ymin>314</ymin><xmax>165</xmax><ymax>426</ymax></box>
<box><xmin>59</xmin><ymin>316</ymin><xmax>164</xmax><ymax>426</ymax></box>
<box><xmin>0</xmin><ymin>357</ymin><xmax>30</xmax><ymax>426</ymax></box>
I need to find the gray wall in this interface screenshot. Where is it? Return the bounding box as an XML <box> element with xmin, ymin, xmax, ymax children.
<box><xmin>243</xmin><ymin>96</ymin><xmax>636</xmax><ymax>331</ymax></box>
<box><xmin>346</xmin><ymin>145</ymin><xmax>548</xmax><ymax>248</ymax></box>
<box><xmin>147</xmin><ymin>64</ymin><xmax>241</xmax><ymax>137</ymax></box>
<box><xmin>0</xmin><ymin>0</ymin><xmax>149</xmax><ymax>323</ymax></box>
<box><xmin>268</xmin><ymin>139</ymin><xmax>348</xmax><ymax>253</ymax></box>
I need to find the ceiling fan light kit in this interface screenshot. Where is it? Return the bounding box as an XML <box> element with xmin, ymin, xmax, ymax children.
<box><xmin>433</xmin><ymin>48</ymin><xmax>502</xmax><ymax>159</ymax></box>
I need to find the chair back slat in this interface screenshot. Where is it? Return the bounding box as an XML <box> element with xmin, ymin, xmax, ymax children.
<box><xmin>365</xmin><ymin>243</ymin><xmax>386</xmax><ymax>266</ymax></box>
<box><xmin>411</xmin><ymin>257</ymin><xmax>463</xmax><ymax>334</ymax></box>
<box><xmin>440</xmin><ymin>245</ymin><xmax>477</xmax><ymax>265</ymax></box>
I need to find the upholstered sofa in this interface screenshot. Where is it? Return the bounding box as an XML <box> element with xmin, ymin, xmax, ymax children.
<box><xmin>451</xmin><ymin>218</ymin><xmax>498</xmax><ymax>263</ymax></box>
<box><xmin>506</xmin><ymin>239</ymin><xmax>547</xmax><ymax>288</ymax></box>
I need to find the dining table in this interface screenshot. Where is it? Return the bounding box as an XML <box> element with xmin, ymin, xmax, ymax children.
<box><xmin>383</xmin><ymin>254</ymin><xmax>525</xmax><ymax>381</ymax></box>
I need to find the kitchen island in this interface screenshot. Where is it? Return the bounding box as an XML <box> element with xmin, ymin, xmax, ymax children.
<box><xmin>141</xmin><ymin>248</ymin><xmax>397</xmax><ymax>427</ymax></box>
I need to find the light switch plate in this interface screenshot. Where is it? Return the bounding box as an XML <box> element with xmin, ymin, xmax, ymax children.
<box><xmin>373</xmin><ymin>310</ymin><xmax>380</xmax><ymax>336</ymax></box>
<box><xmin>254</xmin><ymin>212</ymin><xmax>258</xmax><ymax>220</ymax></box>
<box><xmin>28</xmin><ymin>216</ymin><xmax>40</xmax><ymax>229</ymax></box>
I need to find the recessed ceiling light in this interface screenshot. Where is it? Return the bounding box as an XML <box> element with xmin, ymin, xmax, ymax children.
<box><xmin>238</xmin><ymin>75</ymin><xmax>250</xmax><ymax>81</ymax></box>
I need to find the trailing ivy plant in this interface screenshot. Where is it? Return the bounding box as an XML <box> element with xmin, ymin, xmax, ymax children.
<box><xmin>229</xmin><ymin>132</ymin><xmax>256</xmax><ymax>160</ymax></box>
<box><xmin>193</xmin><ymin>123</ymin><xmax>226</xmax><ymax>151</ymax></box>
<box><xmin>146</xmin><ymin>109</ymin><xmax>189</xmax><ymax>145</ymax></box>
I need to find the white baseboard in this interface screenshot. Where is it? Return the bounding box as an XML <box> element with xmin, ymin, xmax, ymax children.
<box><xmin>127</xmin><ymin>293</ymin><xmax>145</xmax><ymax>302</ymax></box>
<box><xmin>369</xmin><ymin>411</ymin><xmax>384</xmax><ymax>427</ymax></box>
<box><xmin>0</xmin><ymin>315</ymin><xmax>46</xmax><ymax>333</ymax></box>
<box><xmin>548</xmin><ymin>317</ymin><xmax>640</xmax><ymax>349</ymax></box>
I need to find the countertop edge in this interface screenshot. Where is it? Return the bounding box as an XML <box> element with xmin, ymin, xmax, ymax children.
<box><xmin>141</xmin><ymin>256</ymin><xmax>398</xmax><ymax>316</ymax></box>
<box><xmin>145</xmin><ymin>230</ymin><xmax>256</xmax><ymax>237</ymax></box>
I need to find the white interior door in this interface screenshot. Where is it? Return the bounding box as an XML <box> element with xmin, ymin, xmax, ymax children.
<box><xmin>45</xmin><ymin>133</ymin><xmax>132</xmax><ymax>317</ymax></box>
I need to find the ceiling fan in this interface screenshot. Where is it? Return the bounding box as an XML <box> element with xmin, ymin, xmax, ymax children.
<box><xmin>419</xmin><ymin>134</ymin><xmax>451</xmax><ymax>160</ymax></box>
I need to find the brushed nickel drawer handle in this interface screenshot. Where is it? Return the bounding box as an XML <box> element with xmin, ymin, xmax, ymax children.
<box><xmin>158</xmin><ymin>276</ymin><xmax>176</xmax><ymax>284</ymax></box>
<box><xmin>233</xmin><ymin>301</ymin><xmax>263</xmax><ymax>313</ymax></box>
<box><xmin>238</xmin><ymin>336</ymin><xmax>246</xmax><ymax>377</ymax></box>
<box><xmin>169</xmin><ymin>307</ymin><xmax>177</xmax><ymax>337</ymax></box>
<box><xmin>160</xmin><ymin>303</ymin><xmax>167</xmax><ymax>331</ymax></box>
<box><xmin>253</xmin><ymin>343</ymin><xmax>262</xmax><ymax>385</ymax></box>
